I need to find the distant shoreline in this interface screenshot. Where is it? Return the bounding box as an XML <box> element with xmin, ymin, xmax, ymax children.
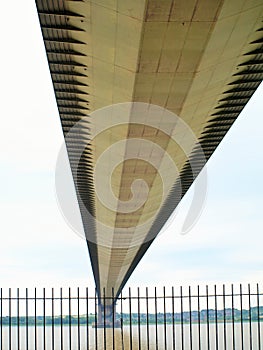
<box><xmin>1</xmin><ymin>306</ymin><xmax>262</xmax><ymax>327</ymax></box>
<box><xmin>1</xmin><ymin>319</ymin><xmax>262</xmax><ymax>327</ymax></box>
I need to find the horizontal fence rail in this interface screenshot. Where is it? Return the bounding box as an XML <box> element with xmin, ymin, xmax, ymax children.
<box><xmin>0</xmin><ymin>284</ymin><xmax>262</xmax><ymax>349</ymax></box>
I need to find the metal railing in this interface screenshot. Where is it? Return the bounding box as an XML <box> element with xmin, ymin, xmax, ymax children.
<box><xmin>0</xmin><ymin>284</ymin><xmax>262</xmax><ymax>349</ymax></box>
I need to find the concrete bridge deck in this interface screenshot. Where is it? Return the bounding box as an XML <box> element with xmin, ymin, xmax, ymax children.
<box><xmin>35</xmin><ymin>0</ymin><xmax>263</xmax><ymax>301</ymax></box>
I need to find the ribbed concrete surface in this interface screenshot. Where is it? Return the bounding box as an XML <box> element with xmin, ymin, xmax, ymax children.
<box><xmin>36</xmin><ymin>0</ymin><xmax>263</xmax><ymax>299</ymax></box>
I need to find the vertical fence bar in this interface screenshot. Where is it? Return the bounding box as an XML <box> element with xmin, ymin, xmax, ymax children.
<box><xmin>137</xmin><ymin>287</ymin><xmax>141</xmax><ymax>350</ymax></box>
<box><xmin>206</xmin><ymin>285</ymin><xmax>210</xmax><ymax>350</ymax></box>
<box><xmin>95</xmin><ymin>289</ymin><xmax>98</xmax><ymax>350</ymax></box>
<box><xmin>163</xmin><ymin>286</ymin><xmax>167</xmax><ymax>350</ymax></box>
<box><xmin>189</xmin><ymin>286</ymin><xmax>193</xmax><ymax>350</ymax></box>
<box><xmin>223</xmin><ymin>285</ymin><xmax>226</xmax><ymax>350</ymax></box>
<box><xmin>155</xmin><ymin>287</ymin><xmax>158</xmax><ymax>350</ymax></box>
<box><xmin>197</xmin><ymin>285</ymin><xmax>201</xmax><ymax>350</ymax></box>
<box><xmin>51</xmin><ymin>288</ymin><xmax>54</xmax><ymax>350</ymax></box>
<box><xmin>214</xmin><ymin>285</ymin><xmax>218</xmax><ymax>350</ymax></box>
<box><xmin>240</xmin><ymin>284</ymin><xmax>244</xmax><ymax>350</ymax></box>
<box><xmin>103</xmin><ymin>288</ymin><xmax>106</xmax><ymax>350</ymax></box>
<box><xmin>248</xmin><ymin>284</ymin><xmax>252</xmax><ymax>350</ymax></box>
<box><xmin>43</xmin><ymin>288</ymin><xmax>46</xmax><ymax>350</ymax></box>
<box><xmin>257</xmin><ymin>283</ymin><xmax>261</xmax><ymax>350</ymax></box>
<box><xmin>9</xmin><ymin>288</ymin><xmax>11</xmax><ymax>350</ymax></box>
<box><xmin>0</xmin><ymin>288</ymin><xmax>2</xmax><ymax>350</ymax></box>
<box><xmin>112</xmin><ymin>288</ymin><xmax>115</xmax><ymax>350</ymax></box>
<box><xmin>120</xmin><ymin>291</ymin><xmax>124</xmax><ymax>350</ymax></box>
<box><xmin>120</xmin><ymin>292</ymin><xmax>123</xmax><ymax>349</ymax></box>
<box><xmin>172</xmin><ymin>287</ymin><xmax>175</xmax><ymax>350</ymax></box>
<box><xmin>69</xmin><ymin>288</ymin><xmax>72</xmax><ymax>350</ymax></box>
<box><xmin>35</xmin><ymin>288</ymin><xmax>37</xmax><ymax>350</ymax></box>
<box><xmin>146</xmin><ymin>287</ymin><xmax>149</xmax><ymax>350</ymax></box>
<box><xmin>77</xmin><ymin>287</ymin><xmax>80</xmax><ymax>350</ymax></box>
<box><xmin>60</xmin><ymin>288</ymin><xmax>63</xmax><ymax>350</ymax></box>
<box><xmin>26</xmin><ymin>288</ymin><xmax>29</xmax><ymax>350</ymax></box>
<box><xmin>129</xmin><ymin>288</ymin><xmax>133</xmax><ymax>350</ymax></box>
<box><xmin>86</xmin><ymin>288</ymin><xmax>89</xmax><ymax>350</ymax></box>
<box><xmin>180</xmin><ymin>286</ymin><xmax>184</xmax><ymax>350</ymax></box>
<box><xmin>17</xmin><ymin>288</ymin><xmax>20</xmax><ymax>350</ymax></box>
<box><xmin>231</xmin><ymin>284</ymin><xmax>235</xmax><ymax>350</ymax></box>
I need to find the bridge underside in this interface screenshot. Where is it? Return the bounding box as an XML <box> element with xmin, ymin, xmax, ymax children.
<box><xmin>36</xmin><ymin>0</ymin><xmax>263</xmax><ymax>299</ymax></box>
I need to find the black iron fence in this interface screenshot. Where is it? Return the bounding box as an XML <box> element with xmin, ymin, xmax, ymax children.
<box><xmin>0</xmin><ymin>284</ymin><xmax>262</xmax><ymax>349</ymax></box>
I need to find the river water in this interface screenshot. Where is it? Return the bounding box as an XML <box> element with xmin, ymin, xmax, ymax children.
<box><xmin>1</xmin><ymin>323</ymin><xmax>262</xmax><ymax>349</ymax></box>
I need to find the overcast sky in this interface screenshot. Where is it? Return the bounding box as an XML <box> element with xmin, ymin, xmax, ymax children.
<box><xmin>0</xmin><ymin>0</ymin><xmax>262</xmax><ymax>292</ymax></box>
